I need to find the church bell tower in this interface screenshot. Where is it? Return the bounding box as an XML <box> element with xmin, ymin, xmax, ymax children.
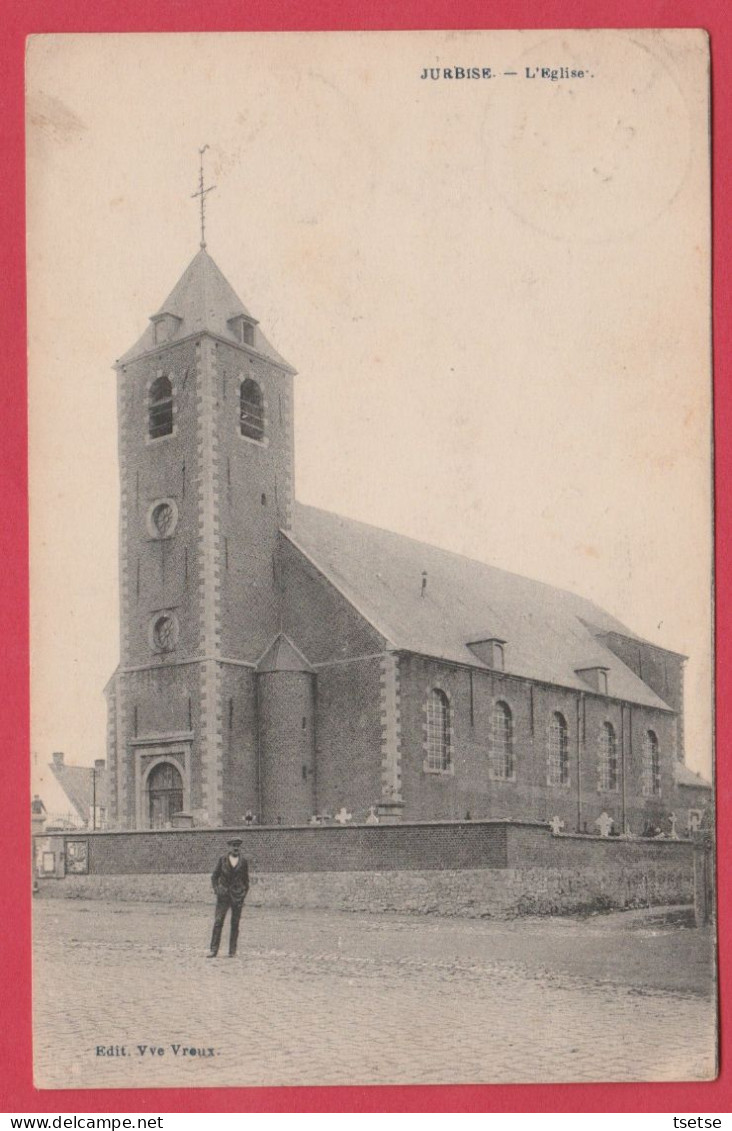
<box><xmin>105</xmin><ymin>189</ymin><xmax>297</xmax><ymax>829</ymax></box>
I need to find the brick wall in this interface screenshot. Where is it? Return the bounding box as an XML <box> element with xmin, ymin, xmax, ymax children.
<box><xmin>41</xmin><ymin>821</ymin><xmax>507</xmax><ymax>875</ymax></box>
<box><xmin>219</xmin><ymin>664</ymin><xmax>258</xmax><ymax>824</ymax></box>
<box><xmin>398</xmin><ymin>653</ymin><xmax>679</xmax><ymax>832</ymax></box>
<box><xmin>313</xmin><ymin>657</ymin><xmax>384</xmax><ymax>819</ymax></box>
<box><xmin>258</xmin><ymin>670</ymin><xmax>317</xmax><ymax>823</ymax></box>
<box><xmin>214</xmin><ymin>340</ymin><xmax>294</xmax><ymax>663</ymax></box>
<box><xmin>279</xmin><ymin>538</ymin><xmax>386</xmax><ymax>664</ymax></box>
<box><xmin>601</xmin><ymin>631</ymin><xmax>685</xmax><ymax>761</ymax></box>
<box><xmin>503</xmin><ymin>825</ymin><xmax>692</xmax><ymax>869</ymax></box>
<box><xmin>117</xmin><ymin>340</ymin><xmax>201</xmax><ymax>670</ymax></box>
<box><xmin>112</xmin><ymin>328</ymin><xmax>297</xmax><ymax>828</ymax></box>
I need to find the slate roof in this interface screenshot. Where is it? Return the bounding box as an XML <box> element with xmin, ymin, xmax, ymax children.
<box><xmin>675</xmin><ymin>763</ymin><xmax>712</xmax><ymax>790</ymax></box>
<box><xmin>286</xmin><ymin>503</ymin><xmax>675</xmax><ymax>712</ymax></box>
<box><xmin>32</xmin><ymin>760</ymin><xmax>85</xmax><ymax>827</ymax></box>
<box><xmin>118</xmin><ymin>249</ymin><xmax>295</xmax><ymax>372</ymax></box>
<box><xmin>258</xmin><ymin>633</ymin><xmax>314</xmax><ymax>673</ymax></box>
<box><xmin>49</xmin><ymin>761</ymin><xmax>95</xmax><ymax>824</ymax></box>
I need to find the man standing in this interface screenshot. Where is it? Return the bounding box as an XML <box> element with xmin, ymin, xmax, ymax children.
<box><xmin>208</xmin><ymin>836</ymin><xmax>249</xmax><ymax>958</ymax></box>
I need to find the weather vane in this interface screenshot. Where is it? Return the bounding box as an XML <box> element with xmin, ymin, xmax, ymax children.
<box><xmin>192</xmin><ymin>145</ymin><xmax>217</xmax><ymax>250</ymax></box>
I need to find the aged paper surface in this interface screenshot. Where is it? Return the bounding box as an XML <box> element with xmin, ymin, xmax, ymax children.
<box><xmin>27</xmin><ymin>30</ymin><xmax>714</xmax><ymax>1088</ymax></box>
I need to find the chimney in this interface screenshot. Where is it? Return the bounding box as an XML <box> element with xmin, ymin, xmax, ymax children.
<box><xmin>52</xmin><ymin>751</ymin><xmax>64</xmax><ymax>767</ymax></box>
<box><xmin>94</xmin><ymin>759</ymin><xmax>105</xmax><ymax>771</ymax></box>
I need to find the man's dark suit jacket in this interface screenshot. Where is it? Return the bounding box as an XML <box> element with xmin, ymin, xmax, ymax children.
<box><xmin>211</xmin><ymin>854</ymin><xmax>250</xmax><ymax>905</ymax></box>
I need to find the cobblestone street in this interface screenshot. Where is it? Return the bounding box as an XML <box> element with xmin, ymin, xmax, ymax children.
<box><xmin>33</xmin><ymin>899</ymin><xmax>716</xmax><ymax>1089</ymax></box>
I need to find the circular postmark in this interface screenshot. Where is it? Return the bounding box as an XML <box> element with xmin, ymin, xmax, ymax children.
<box><xmin>485</xmin><ymin>31</ymin><xmax>692</xmax><ymax>244</ymax></box>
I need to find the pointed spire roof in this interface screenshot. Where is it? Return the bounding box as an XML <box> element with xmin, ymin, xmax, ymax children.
<box><xmin>117</xmin><ymin>249</ymin><xmax>295</xmax><ymax>371</ymax></box>
<box><xmin>257</xmin><ymin>633</ymin><xmax>314</xmax><ymax>674</ymax></box>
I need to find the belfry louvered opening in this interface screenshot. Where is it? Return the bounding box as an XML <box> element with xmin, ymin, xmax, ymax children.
<box><xmin>149</xmin><ymin>374</ymin><xmax>173</xmax><ymax>439</ymax></box>
<box><xmin>240</xmin><ymin>378</ymin><xmax>265</xmax><ymax>441</ymax></box>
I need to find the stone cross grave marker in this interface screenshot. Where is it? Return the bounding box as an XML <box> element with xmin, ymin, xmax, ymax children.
<box><xmin>549</xmin><ymin>816</ymin><xmax>565</xmax><ymax>835</ymax></box>
<box><xmin>334</xmin><ymin>807</ymin><xmax>353</xmax><ymax>825</ymax></box>
<box><xmin>595</xmin><ymin>811</ymin><xmax>614</xmax><ymax>837</ymax></box>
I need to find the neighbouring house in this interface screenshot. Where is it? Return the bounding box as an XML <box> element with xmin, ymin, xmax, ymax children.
<box><xmin>36</xmin><ymin>752</ymin><xmax>108</xmax><ymax>831</ymax></box>
<box><xmin>674</xmin><ymin>762</ymin><xmax>713</xmax><ymax>835</ymax></box>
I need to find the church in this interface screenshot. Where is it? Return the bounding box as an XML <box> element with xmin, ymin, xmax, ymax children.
<box><xmin>105</xmin><ymin>240</ymin><xmax>687</xmax><ymax>835</ymax></box>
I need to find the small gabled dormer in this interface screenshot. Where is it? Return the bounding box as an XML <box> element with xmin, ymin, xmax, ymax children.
<box><xmin>228</xmin><ymin>313</ymin><xmax>258</xmax><ymax>347</ymax></box>
<box><xmin>150</xmin><ymin>310</ymin><xmax>182</xmax><ymax>346</ymax></box>
<box><xmin>575</xmin><ymin>666</ymin><xmax>610</xmax><ymax>695</ymax></box>
<box><xmin>467</xmin><ymin>638</ymin><xmax>506</xmax><ymax>671</ymax></box>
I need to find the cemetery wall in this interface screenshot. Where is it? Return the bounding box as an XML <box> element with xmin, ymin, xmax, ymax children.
<box><xmin>35</xmin><ymin>820</ymin><xmax>694</xmax><ymax>917</ymax></box>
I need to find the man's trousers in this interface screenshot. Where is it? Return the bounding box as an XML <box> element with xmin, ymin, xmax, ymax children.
<box><xmin>210</xmin><ymin>895</ymin><xmax>244</xmax><ymax>956</ymax></box>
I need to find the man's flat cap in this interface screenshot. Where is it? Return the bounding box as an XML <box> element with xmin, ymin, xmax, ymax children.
<box><xmin>227</xmin><ymin>837</ymin><xmax>243</xmax><ymax>847</ymax></box>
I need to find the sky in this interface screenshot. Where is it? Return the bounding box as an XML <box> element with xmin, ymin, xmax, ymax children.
<box><xmin>26</xmin><ymin>30</ymin><xmax>713</xmax><ymax>784</ymax></box>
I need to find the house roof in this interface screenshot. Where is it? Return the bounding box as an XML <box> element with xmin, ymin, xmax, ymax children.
<box><xmin>286</xmin><ymin>503</ymin><xmax>675</xmax><ymax>711</ymax></box>
<box><xmin>31</xmin><ymin>760</ymin><xmax>85</xmax><ymax>827</ymax></box>
<box><xmin>675</xmin><ymin>763</ymin><xmax>712</xmax><ymax>790</ymax></box>
<box><xmin>50</xmin><ymin>762</ymin><xmax>95</xmax><ymax>824</ymax></box>
<box><xmin>118</xmin><ymin>249</ymin><xmax>295</xmax><ymax>372</ymax></box>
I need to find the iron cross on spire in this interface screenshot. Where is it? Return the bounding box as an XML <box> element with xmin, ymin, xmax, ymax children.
<box><xmin>192</xmin><ymin>145</ymin><xmax>217</xmax><ymax>250</ymax></box>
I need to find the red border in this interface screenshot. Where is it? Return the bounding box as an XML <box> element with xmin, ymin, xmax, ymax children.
<box><xmin>1</xmin><ymin>0</ymin><xmax>728</xmax><ymax>1114</ymax></box>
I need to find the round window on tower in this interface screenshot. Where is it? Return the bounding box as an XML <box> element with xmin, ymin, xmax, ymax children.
<box><xmin>149</xmin><ymin>612</ymin><xmax>180</xmax><ymax>654</ymax></box>
<box><xmin>146</xmin><ymin>498</ymin><xmax>179</xmax><ymax>539</ymax></box>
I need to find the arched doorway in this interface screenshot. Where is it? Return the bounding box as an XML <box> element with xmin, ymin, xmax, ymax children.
<box><xmin>147</xmin><ymin>761</ymin><xmax>184</xmax><ymax>829</ymax></box>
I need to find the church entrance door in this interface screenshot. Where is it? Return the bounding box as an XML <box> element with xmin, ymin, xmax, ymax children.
<box><xmin>147</xmin><ymin>762</ymin><xmax>184</xmax><ymax>829</ymax></box>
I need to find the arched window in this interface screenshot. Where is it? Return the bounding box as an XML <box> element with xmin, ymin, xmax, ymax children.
<box><xmin>492</xmin><ymin>701</ymin><xmax>514</xmax><ymax>780</ymax></box>
<box><xmin>547</xmin><ymin>712</ymin><xmax>570</xmax><ymax>786</ymax></box>
<box><xmin>149</xmin><ymin>374</ymin><xmax>173</xmax><ymax>439</ymax></box>
<box><xmin>598</xmin><ymin>722</ymin><xmax>618</xmax><ymax>791</ymax></box>
<box><xmin>240</xmin><ymin>378</ymin><xmax>265</xmax><ymax>441</ymax></box>
<box><xmin>425</xmin><ymin>689</ymin><xmax>450</xmax><ymax>771</ymax></box>
<box><xmin>643</xmin><ymin>730</ymin><xmax>661</xmax><ymax>796</ymax></box>
<box><xmin>147</xmin><ymin>762</ymin><xmax>183</xmax><ymax>829</ymax></box>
